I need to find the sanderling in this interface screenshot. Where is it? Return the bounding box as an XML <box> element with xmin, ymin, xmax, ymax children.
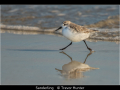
<box><xmin>55</xmin><ymin>21</ymin><xmax>98</xmax><ymax>52</ymax></box>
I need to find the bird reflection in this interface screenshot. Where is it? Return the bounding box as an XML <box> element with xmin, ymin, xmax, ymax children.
<box><xmin>55</xmin><ymin>51</ymin><xmax>99</xmax><ymax>79</ymax></box>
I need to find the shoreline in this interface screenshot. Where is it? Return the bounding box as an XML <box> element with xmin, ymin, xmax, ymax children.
<box><xmin>1</xmin><ymin>29</ymin><xmax>120</xmax><ymax>44</ymax></box>
<box><xmin>1</xmin><ymin>24</ymin><xmax>120</xmax><ymax>42</ymax></box>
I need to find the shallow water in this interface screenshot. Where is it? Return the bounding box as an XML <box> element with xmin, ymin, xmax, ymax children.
<box><xmin>1</xmin><ymin>5</ymin><xmax>119</xmax><ymax>28</ymax></box>
<box><xmin>1</xmin><ymin>5</ymin><xmax>120</xmax><ymax>41</ymax></box>
<box><xmin>1</xmin><ymin>33</ymin><xmax>119</xmax><ymax>85</ymax></box>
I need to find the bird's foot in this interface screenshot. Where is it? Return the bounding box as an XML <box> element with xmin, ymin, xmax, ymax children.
<box><xmin>59</xmin><ymin>48</ymin><xmax>66</xmax><ymax>50</ymax></box>
<box><xmin>88</xmin><ymin>48</ymin><xmax>95</xmax><ymax>52</ymax></box>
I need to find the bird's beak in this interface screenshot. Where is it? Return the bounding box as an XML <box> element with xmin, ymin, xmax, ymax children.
<box><xmin>55</xmin><ymin>26</ymin><xmax>62</xmax><ymax>31</ymax></box>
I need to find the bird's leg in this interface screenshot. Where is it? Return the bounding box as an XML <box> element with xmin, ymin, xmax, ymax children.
<box><xmin>83</xmin><ymin>40</ymin><xmax>93</xmax><ymax>52</ymax></box>
<box><xmin>60</xmin><ymin>42</ymin><xmax>72</xmax><ymax>50</ymax></box>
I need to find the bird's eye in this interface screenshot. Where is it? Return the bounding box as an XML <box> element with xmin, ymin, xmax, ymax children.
<box><xmin>64</xmin><ymin>24</ymin><xmax>67</xmax><ymax>26</ymax></box>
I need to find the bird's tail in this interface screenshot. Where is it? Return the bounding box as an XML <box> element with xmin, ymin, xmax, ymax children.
<box><xmin>88</xmin><ymin>29</ymin><xmax>99</xmax><ymax>33</ymax></box>
<box><xmin>92</xmin><ymin>29</ymin><xmax>99</xmax><ymax>32</ymax></box>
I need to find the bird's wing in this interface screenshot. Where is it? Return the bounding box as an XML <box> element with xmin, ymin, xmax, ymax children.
<box><xmin>70</xmin><ymin>23</ymin><xmax>98</xmax><ymax>33</ymax></box>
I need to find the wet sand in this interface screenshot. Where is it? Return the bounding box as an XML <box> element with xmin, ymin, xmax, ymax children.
<box><xmin>1</xmin><ymin>33</ymin><xmax>119</xmax><ymax>85</ymax></box>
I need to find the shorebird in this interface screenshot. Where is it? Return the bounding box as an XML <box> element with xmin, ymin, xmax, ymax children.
<box><xmin>55</xmin><ymin>21</ymin><xmax>98</xmax><ymax>52</ymax></box>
